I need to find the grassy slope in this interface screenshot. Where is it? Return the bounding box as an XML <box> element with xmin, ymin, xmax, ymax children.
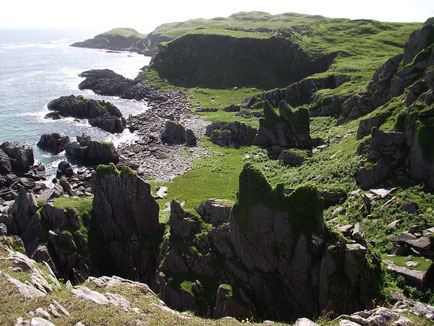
<box><xmin>140</xmin><ymin>12</ymin><xmax>433</xmax><ymax>304</ymax></box>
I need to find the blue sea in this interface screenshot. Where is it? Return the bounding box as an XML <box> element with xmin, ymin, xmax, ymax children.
<box><xmin>0</xmin><ymin>29</ymin><xmax>151</xmax><ymax>179</ymax></box>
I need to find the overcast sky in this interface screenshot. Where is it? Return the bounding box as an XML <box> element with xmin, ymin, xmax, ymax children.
<box><xmin>1</xmin><ymin>0</ymin><xmax>433</xmax><ymax>33</ymax></box>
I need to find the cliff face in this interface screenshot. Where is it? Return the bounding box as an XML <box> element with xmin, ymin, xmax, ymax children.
<box><xmin>149</xmin><ymin>33</ymin><xmax>335</xmax><ymax>89</ymax></box>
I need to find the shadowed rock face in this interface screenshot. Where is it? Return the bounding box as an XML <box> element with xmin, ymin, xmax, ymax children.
<box><xmin>92</xmin><ymin>164</ymin><xmax>159</xmax><ymax>241</ymax></box>
<box><xmin>253</xmin><ymin>100</ymin><xmax>311</xmax><ymax>154</ymax></box>
<box><xmin>91</xmin><ymin>164</ymin><xmax>161</xmax><ymax>283</ymax></box>
<box><xmin>150</xmin><ymin>33</ymin><xmax>336</xmax><ymax>89</ymax></box>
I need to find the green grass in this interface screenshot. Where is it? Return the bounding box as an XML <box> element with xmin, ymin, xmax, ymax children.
<box><xmin>382</xmin><ymin>254</ymin><xmax>432</xmax><ymax>272</ymax></box>
<box><xmin>159</xmin><ymin>142</ymin><xmax>251</xmax><ymax>211</ymax></box>
<box><xmin>53</xmin><ymin>196</ymin><xmax>93</xmax><ymax>216</ymax></box>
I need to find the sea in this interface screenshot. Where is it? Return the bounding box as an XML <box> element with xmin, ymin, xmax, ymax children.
<box><xmin>0</xmin><ymin>29</ymin><xmax>151</xmax><ymax>180</ymax></box>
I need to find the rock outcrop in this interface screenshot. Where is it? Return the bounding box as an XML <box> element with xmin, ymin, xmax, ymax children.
<box><xmin>160</xmin><ymin>121</ymin><xmax>197</xmax><ymax>146</ymax></box>
<box><xmin>91</xmin><ymin>163</ymin><xmax>161</xmax><ymax>282</ymax></box>
<box><xmin>154</xmin><ymin>163</ymin><xmax>382</xmax><ymax>321</ymax></box>
<box><xmin>78</xmin><ymin>69</ymin><xmax>163</xmax><ymax>101</ymax></box>
<box><xmin>149</xmin><ymin>32</ymin><xmax>336</xmax><ymax>89</ymax></box>
<box><xmin>0</xmin><ymin>141</ymin><xmax>34</xmax><ymax>175</ymax></box>
<box><xmin>253</xmin><ymin>100</ymin><xmax>311</xmax><ymax>156</ymax></box>
<box><xmin>205</xmin><ymin>121</ymin><xmax>257</xmax><ymax>147</ymax></box>
<box><xmin>46</xmin><ymin>95</ymin><xmax>126</xmax><ymax>133</ymax></box>
<box><xmin>65</xmin><ymin>134</ymin><xmax>119</xmax><ymax>166</ymax></box>
<box><xmin>71</xmin><ymin>28</ymin><xmax>148</xmax><ymax>54</ymax></box>
<box><xmin>244</xmin><ymin>74</ymin><xmax>350</xmax><ymax>109</ymax></box>
<box><xmin>37</xmin><ymin>133</ymin><xmax>70</xmax><ymax>154</ymax></box>
<box><xmin>340</xmin><ymin>18</ymin><xmax>434</xmax><ymax>122</ymax></box>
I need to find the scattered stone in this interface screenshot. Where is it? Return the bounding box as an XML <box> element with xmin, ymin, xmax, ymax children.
<box><xmin>370</xmin><ymin>188</ymin><xmax>397</xmax><ymax>198</ymax></box>
<box><xmin>0</xmin><ymin>271</ymin><xmax>46</xmax><ymax>298</ymax></box>
<box><xmin>71</xmin><ymin>286</ymin><xmax>110</xmax><ymax>305</ymax></box>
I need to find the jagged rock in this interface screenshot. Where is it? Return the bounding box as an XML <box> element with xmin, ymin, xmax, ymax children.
<box><xmin>185</xmin><ymin>129</ymin><xmax>197</xmax><ymax>147</ymax></box>
<box><xmin>0</xmin><ymin>148</ymin><xmax>12</xmax><ymax>175</ymax></box>
<box><xmin>47</xmin><ymin>95</ymin><xmax>122</xmax><ymax>119</ymax></box>
<box><xmin>169</xmin><ymin>200</ymin><xmax>199</xmax><ymax>238</ymax></box>
<box><xmin>0</xmin><ymin>271</ymin><xmax>46</xmax><ymax>298</ymax></box>
<box><xmin>205</xmin><ymin>121</ymin><xmax>257</xmax><ymax>147</ymax></box>
<box><xmin>253</xmin><ymin>100</ymin><xmax>311</xmax><ymax>152</ymax></box>
<box><xmin>56</xmin><ymin>161</ymin><xmax>74</xmax><ymax>178</ymax></box>
<box><xmin>279</xmin><ymin>150</ymin><xmax>305</xmax><ymax>166</ymax></box>
<box><xmin>402</xmin><ymin>200</ymin><xmax>419</xmax><ymax>215</ymax></box>
<box><xmin>92</xmin><ymin>163</ymin><xmax>159</xmax><ymax>241</ymax></box>
<box><xmin>309</xmin><ymin>94</ymin><xmax>341</xmax><ymax>117</ymax></box>
<box><xmin>89</xmin><ymin>114</ymin><xmax>126</xmax><ymax>133</ymax></box>
<box><xmin>384</xmin><ymin>259</ymin><xmax>432</xmax><ymax>289</ymax></box>
<box><xmin>195</xmin><ymin>199</ymin><xmax>233</xmax><ymax>226</ymax></box>
<box><xmin>6</xmin><ymin>187</ymin><xmax>42</xmax><ymax>255</ymax></box>
<box><xmin>214</xmin><ymin>284</ymin><xmax>256</xmax><ymax>319</ymax></box>
<box><xmin>356</xmin><ymin>131</ymin><xmax>406</xmax><ymax>188</ymax></box>
<box><xmin>339</xmin><ymin>320</ymin><xmax>360</xmax><ymax>326</ymax></box>
<box><xmin>71</xmin><ymin>286</ymin><xmax>111</xmax><ymax>304</ymax></box>
<box><xmin>0</xmin><ymin>142</ymin><xmax>34</xmax><ymax>175</ymax></box>
<box><xmin>0</xmin><ymin>222</ymin><xmax>7</xmax><ymax>236</ymax></box>
<box><xmin>65</xmin><ymin>134</ymin><xmax>119</xmax><ymax>165</ymax></box>
<box><xmin>37</xmin><ymin>133</ymin><xmax>70</xmax><ymax>154</ymax></box>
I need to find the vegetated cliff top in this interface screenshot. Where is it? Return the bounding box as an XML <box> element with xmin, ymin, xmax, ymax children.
<box><xmin>100</xmin><ymin>27</ymin><xmax>147</xmax><ymax>38</ymax></box>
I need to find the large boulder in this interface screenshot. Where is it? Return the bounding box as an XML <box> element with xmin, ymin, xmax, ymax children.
<box><xmin>161</xmin><ymin>121</ymin><xmax>186</xmax><ymax>145</ymax></box>
<box><xmin>5</xmin><ymin>187</ymin><xmax>42</xmax><ymax>255</ymax></box>
<box><xmin>47</xmin><ymin>95</ymin><xmax>126</xmax><ymax>133</ymax></box>
<box><xmin>92</xmin><ymin>163</ymin><xmax>160</xmax><ymax>241</ymax></box>
<box><xmin>205</xmin><ymin>121</ymin><xmax>257</xmax><ymax>147</ymax></box>
<box><xmin>253</xmin><ymin>100</ymin><xmax>311</xmax><ymax>152</ymax></box>
<box><xmin>65</xmin><ymin>134</ymin><xmax>119</xmax><ymax>166</ymax></box>
<box><xmin>0</xmin><ymin>142</ymin><xmax>34</xmax><ymax>175</ymax></box>
<box><xmin>37</xmin><ymin>133</ymin><xmax>70</xmax><ymax>154</ymax></box>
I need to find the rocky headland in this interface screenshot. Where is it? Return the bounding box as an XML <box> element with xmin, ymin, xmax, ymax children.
<box><xmin>0</xmin><ymin>11</ymin><xmax>433</xmax><ymax>326</ymax></box>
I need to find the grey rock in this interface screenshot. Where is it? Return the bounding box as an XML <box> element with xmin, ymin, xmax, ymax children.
<box><xmin>185</xmin><ymin>129</ymin><xmax>197</xmax><ymax>147</ymax></box>
<box><xmin>65</xmin><ymin>134</ymin><xmax>119</xmax><ymax>165</ymax></box>
<box><xmin>161</xmin><ymin>121</ymin><xmax>186</xmax><ymax>145</ymax></box>
<box><xmin>295</xmin><ymin>318</ymin><xmax>320</xmax><ymax>326</ymax></box>
<box><xmin>91</xmin><ymin>164</ymin><xmax>159</xmax><ymax>241</ymax></box>
<box><xmin>206</xmin><ymin>121</ymin><xmax>257</xmax><ymax>147</ymax></box>
<box><xmin>279</xmin><ymin>150</ymin><xmax>305</xmax><ymax>166</ymax></box>
<box><xmin>0</xmin><ymin>222</ymin><xmax>7</xmax><ymax>236</ymax></box>
<box><xmin>401</xmin><ymin>200</ymin><xmax>419</xmax><ymax>215</ymax></box>
<box><xmin>71</xmin><ymin>286</ymin><xmax>110</xmax><ymax>304</ymax></box>
<box><xmin>0</xmin><ymin>142</ymin><xmax>34</xmax><ymax>175</ymax></box>
<box><xmin>35</xmin><ymin>308</ymin><xmax>51</xmax><ymax>320</ymax></box>
<box><xmin>0</xmin><ymin>271</ymin><xmax>46</xmax><ymax>298</ymax></box>
<box><xmin>339</xmin><ymin>321</ymin><xmax>361</xmax><ymax>326</ymax></box>
<box><xmin>357</xmin><ymin>116</ymin><xmax>385</xmax><ymax>140</ymax></box>
<box><xmin>37</xmin><ymin>133</ymin><xmax>70</xmax><ymax>154</ymax></box>
<box><xmin>195</xmin><ymin>199</ymin><xmax>232</xmax><ymax>226</ymax></box>
<box><xmin>169</xmin><ymin>200</ymin><xmax>199</xmax><ymax>238</ymax></box>
<box><xmin>30</xmin><ymin>318</ymin><xmax>55</xmax><ymax>326</ymax></box>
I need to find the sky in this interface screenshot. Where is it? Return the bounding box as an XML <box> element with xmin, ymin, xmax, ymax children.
<box><xmin>1</xmin><ymin>0</ymin><xmax>433</xmax><ymax>34</ymax></box>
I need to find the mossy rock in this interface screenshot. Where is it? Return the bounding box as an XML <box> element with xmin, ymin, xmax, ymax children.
<box><xmin>232</xmin><ymin>163</ymin><xmax>323</xmax><ymax>233</ymax></box>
